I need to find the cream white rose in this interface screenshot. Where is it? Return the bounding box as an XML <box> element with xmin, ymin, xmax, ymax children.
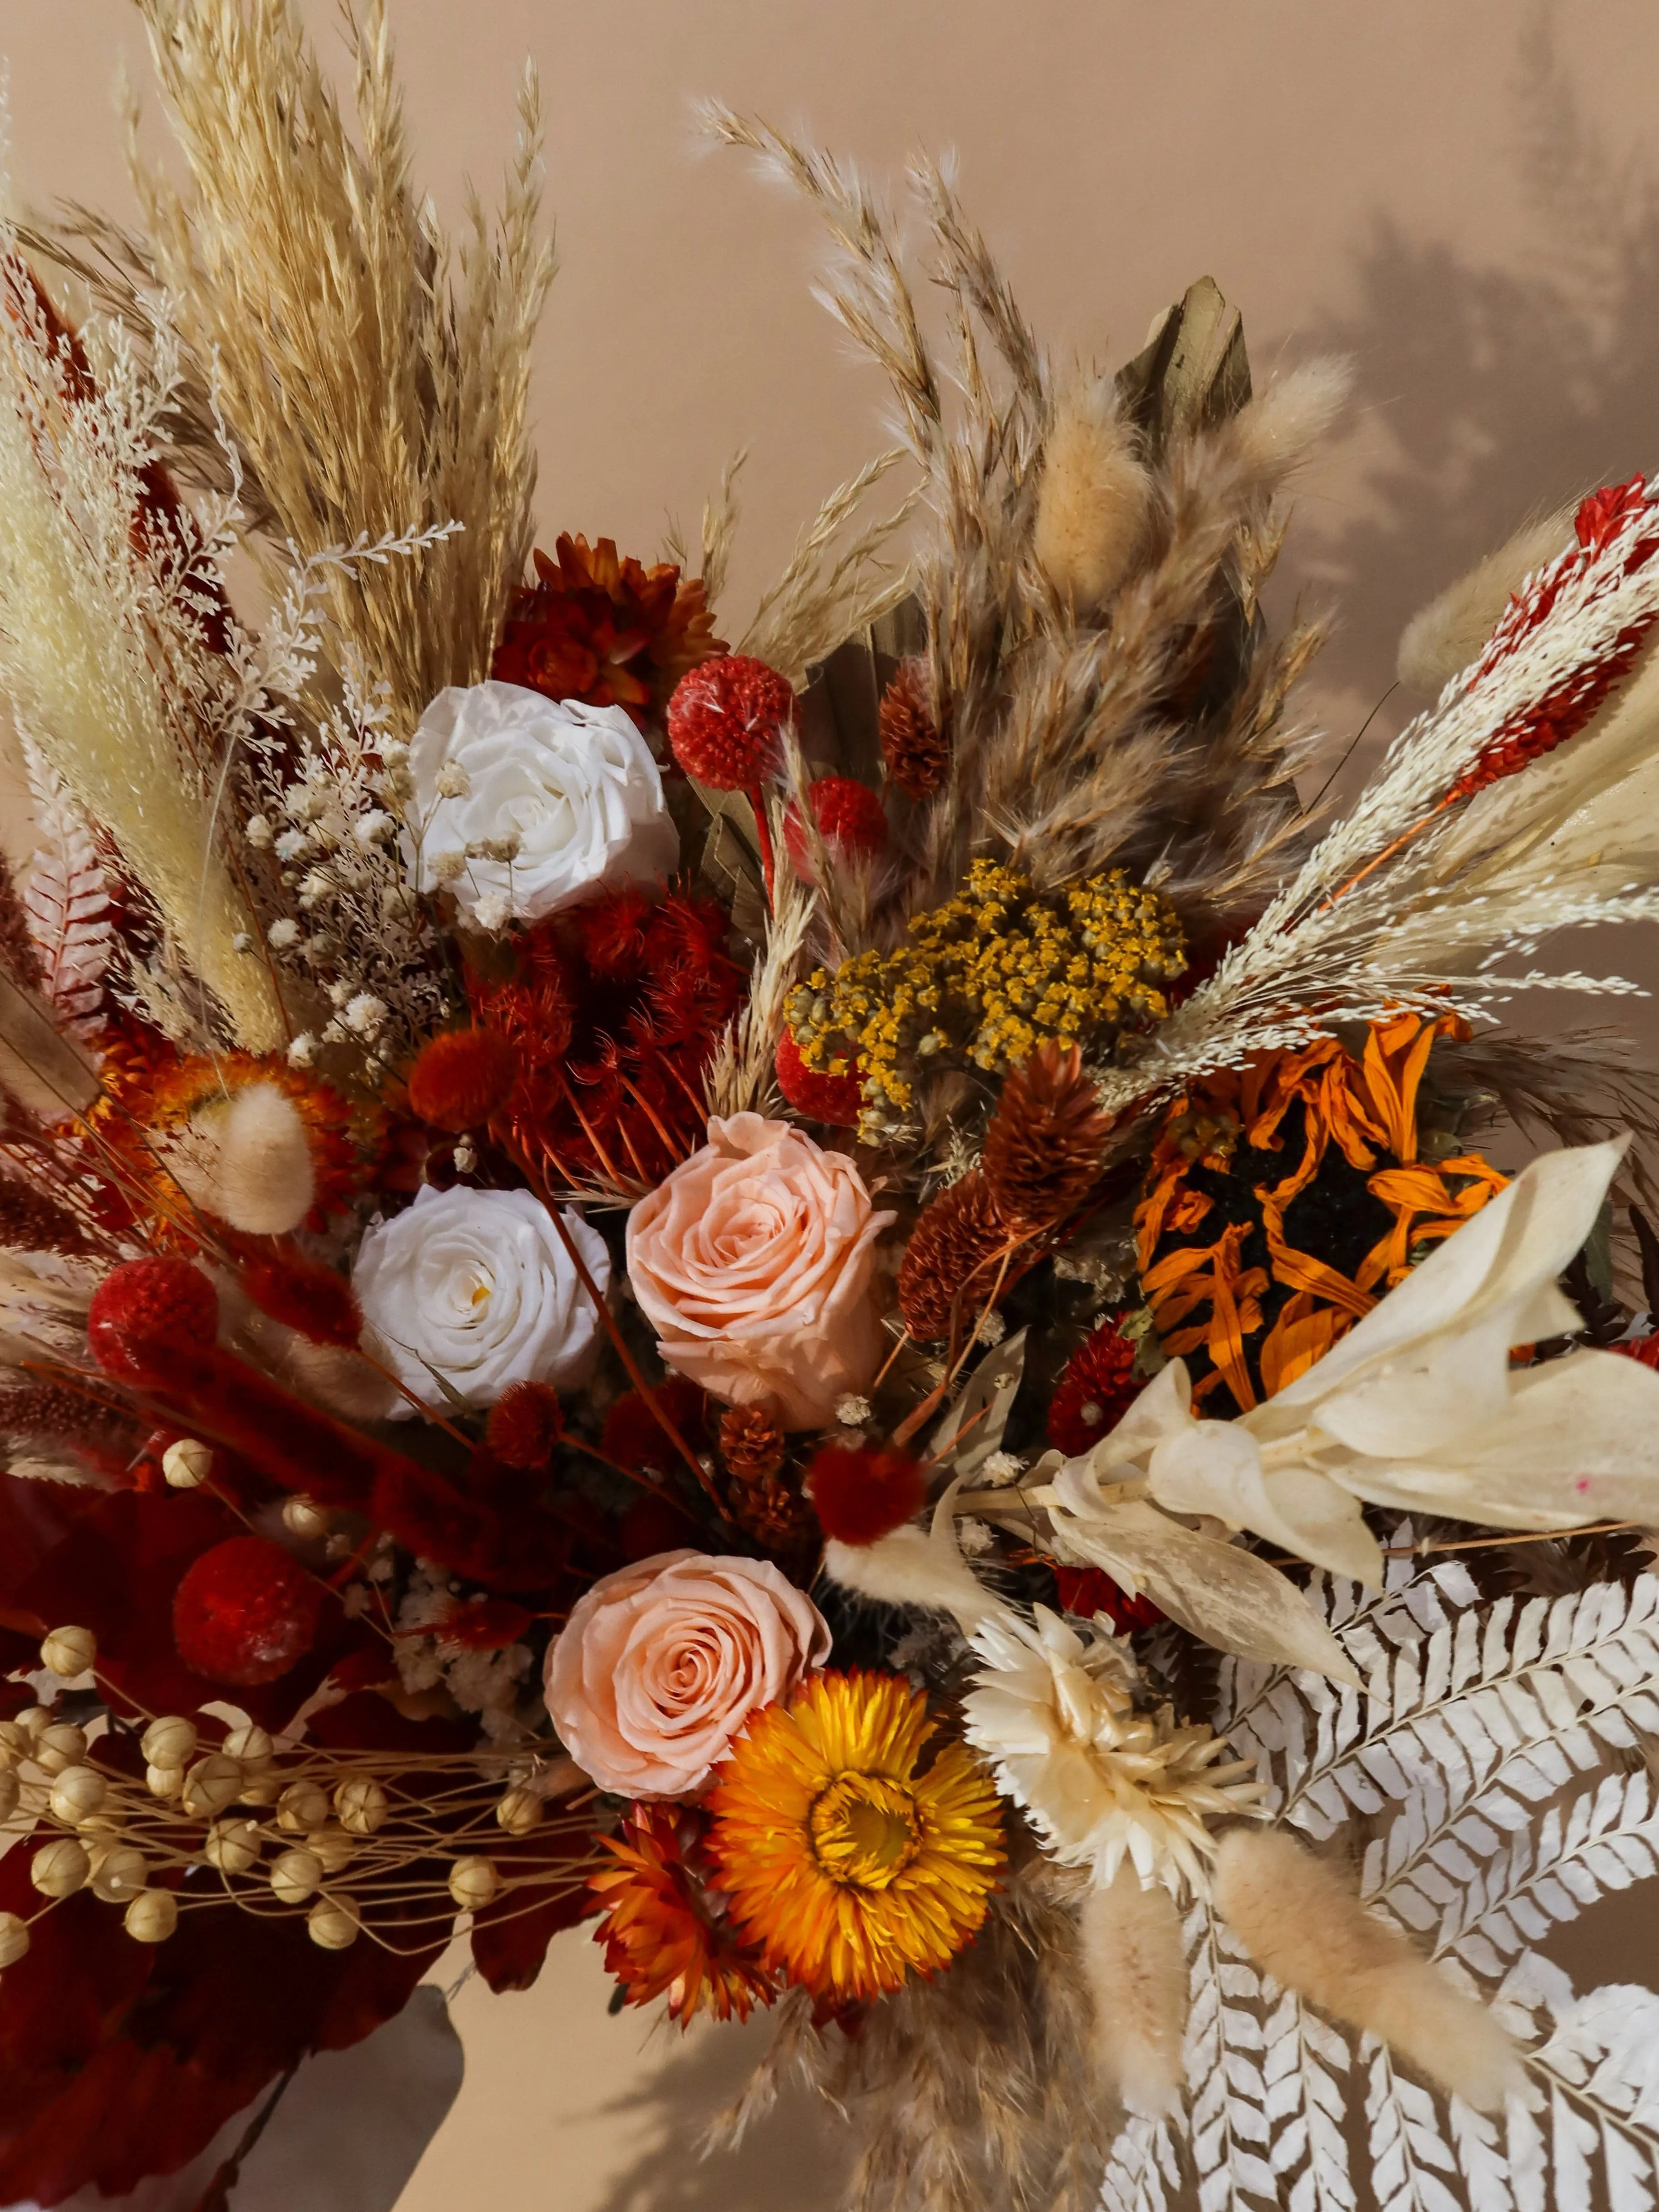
<box><xmin>352</xmin><ymin>1183</ymin><xmax>610</xmax><ymax>1411</ymax></box>
<box><xmin>404</xmin><ymin>680</ymin><xmax>679</xmax><ymax>927</ymax></box>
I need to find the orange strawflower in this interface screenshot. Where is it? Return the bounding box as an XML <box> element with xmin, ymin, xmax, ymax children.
<box><xmin>1136</xmin><ymin>1010</ymin><xmax>1508</xmax><ymax>1413</ymax></box>
<box><xmin>589</xmin><ymin>1804</ymin><xmax>775</xmax><ymax>2026</ymax></box>
<box><xmin>493</xmin><ymin>534</ymin><xmax>725</xmax><ymax>726</ymax></box>
<box><xmin>704</xmin><ymin>1671</ymin><xmax>1004</xmax><ymax>2006</ymax></box>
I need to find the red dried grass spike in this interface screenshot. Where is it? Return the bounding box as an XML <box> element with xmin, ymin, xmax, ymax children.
<box><xmin>775</xmin><ymin>1027</ymin><xmax>863</xmax><ymax>1128</ymax></box>
<box><xmin>238</xmin><ymin>1253</ymin><xmax>362</xmax><ymax>1350</ymax></box>
<box><xmin>87</xmin><ymin>1258</ymin><xmax>218</xmax><ymax>1381</ymax></box>
<box><xmin>620</xmin><ymin>1492</ymin><xmax>702</xmax><ymax>1559</ymax></box>
<box><xmin>666</xmin><ymin>656</ymin><xmax>793</xmax><ymax>790</ymax></box>
<box><xmin>485</xmin><ymin>1382</ymin><xmax>566</xmax><ymax>1469</ymax></box>
<box><xmin>782</xmin><ymin>776</ymin><xmax>889</xmax><ymax>881</ymax></box>
<box><xmin>806</xmin><ymin>1443</ymin><xmax>926</xmax><ymax>1546</ymax></box>
<box><xmin>172</xmin><ymin>1535</ymin><xmax>322</xmax><ymax>1687</ymax></box>
<box><xmin>407</xmin><ymin>1028</ymin><xmax>519</xmax><ymax>1132</ymax></box>
<box><xmin>1047</xmin><ymin>1316</ymin><xmax>1140</xmax><ymax>1457</ymax></box>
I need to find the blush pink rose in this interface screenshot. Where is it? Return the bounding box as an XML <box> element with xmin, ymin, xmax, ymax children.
<box><xmin>625</xmin><ymin>1112</ymin><xmax>895</xmax><ymax>1430</ymax></box>
<box><xmin>544</xmin><ymin>1548</ymin><xmax>831</xmax><ymax>1797</ymax></box>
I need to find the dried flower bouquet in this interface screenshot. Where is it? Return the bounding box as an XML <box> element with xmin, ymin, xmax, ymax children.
<box><xmin>1</xmin><ymin>9</ymin><xmax>1659</xmax><ymax>2210</ymax></box>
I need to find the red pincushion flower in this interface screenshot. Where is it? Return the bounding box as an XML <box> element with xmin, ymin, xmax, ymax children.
<box><xmin>806</xmin><ymin>1443</ymin><xmax>926</xmax><ymax>1546</ymax></box>
<box><xmin>88</xmin><ymin>1258</ymin><xmax>218</xmax><ymax>1381</ymax></box>
<box><xmin>407</xmin><ymin>1028</ymin><xmax>519</xmax><ymax>1131</ymax></box>
<box><xmin>1053</xmin><ymin>1565</ymin><xmax>1162</xmax><ymax>1634</ymax></box>
<box><xmin>667</xmin><ymin>656</ymin><xmax>793</xmax><ymax>790</ymax></box>
<box><xmin>1047</xmin><ymin>1317</ymin><xmax>1140</xmax><ymax>1457</ymax></box>
<box><xmin>775</xmin><ymin>1026</ymin><xmax>863</xmax><ymax>1128</ymax></box>
<box><xmin>486</xmin><ymin>1381</ymin><xmax>566</xmax><ymax>1469</ymax></box>
<box><xmin>573</xmin><ymin>884</ymin><xmax>655</xmax><ymax>980</ymax></box>
<box><xmin>782</xmin><ymin>775</ymin><xmax>889</xmax><ymax>881</ymax></box>
<box><xmin>172</xmin><ymin>1536</ymin><xmax>322</xmax><ymax>1687</ymax></box>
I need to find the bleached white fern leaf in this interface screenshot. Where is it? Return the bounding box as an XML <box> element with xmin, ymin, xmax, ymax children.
<box><xmin>21</xmin><ymin>739</ymin><xmax>112</xmax><ymax>1041</ymax></box>
<box><xmin>1100</xmin><ymin>2116</ymin><xmax>1178</xmax><ymax>2212</ymax></box>
<box><xmin>1136</xmin><ymin>1535</ymin><xmax>1659</xmax><ymax>2212</ymax></box>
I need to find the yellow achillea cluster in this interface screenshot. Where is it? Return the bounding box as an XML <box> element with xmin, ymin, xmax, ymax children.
<box><xmin>786</xmin><ymin>860</ymin><xmax>1186</xmax><ymax>1140</ymax></box>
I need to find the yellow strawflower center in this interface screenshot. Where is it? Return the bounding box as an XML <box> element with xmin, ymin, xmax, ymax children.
<box><xmin>809</xmin><ymin>1774</ymin><xmax>922</xmax><ymax>1890</ymax></box>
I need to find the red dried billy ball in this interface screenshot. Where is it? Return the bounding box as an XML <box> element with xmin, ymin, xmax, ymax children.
<box><xmin>806</xmin><ymin>1443</ymin><xmax>926</xmax><ymax>1547</ymax></box>
<box><xmin>667</xmin><ymin>655</ymin><xmax>793</xmax><ymax>790</ymax></box>
<box><xmin>775</xmin><ymin>1026</ymin><xmax>863</xmax><ymax>1129</ymax></box>
<box><xmin>407</xmin><ymin>1027</ymin><xmax>519</xmax><ymax>1131</ymax></box>
<box><xmin>88</xmin><ymin>1258</ymin><xmax>218</xmax><ymax>1380</ymax></box>
<box><xmin>173</xmin><ymin>1536</ymin><xmax>322</xmax><ymax>1687</ymax></box>
<box><xmin>782</xmin><ymin>776</ymin><xmax>889</xmax><ymax>881</ymax></box>
<box><xmin>486</xmin><ymin>1381</ymin><xmax>565</xmax><ymax>1469</ymax></box>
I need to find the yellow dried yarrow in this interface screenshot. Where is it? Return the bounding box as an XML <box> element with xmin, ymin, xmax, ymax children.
<box><xmin>786</xmin><ymin>860</ymin><xmax>1185</xmax><ymax>1141</ymax></box>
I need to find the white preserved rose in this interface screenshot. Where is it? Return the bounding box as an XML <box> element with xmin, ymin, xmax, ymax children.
<box><xmin>403</xmin><ymin>681</ymin><xmax>679</xmax><ymax>927</ymax></box>
<box><xmin>352</xmin><ymin>1184</ymin><xmax>610</xmax><ymax>1411</ymax></box>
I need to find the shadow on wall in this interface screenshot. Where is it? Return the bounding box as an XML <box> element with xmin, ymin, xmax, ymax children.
<box><xmin>587</xmin><ymin>2023</ymin><xmax>853</xmax><ymax>2212</ymax></box>
<box><xmin>1296</xmin><ymin>6</ymin><xmax>1659</xmax><ymax>715</ymax></box>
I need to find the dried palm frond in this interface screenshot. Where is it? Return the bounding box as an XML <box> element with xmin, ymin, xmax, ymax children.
<box><xmin>129</xmin><ymin>0</ymin><xmax>553</xmax><ymax>729</ymax></box>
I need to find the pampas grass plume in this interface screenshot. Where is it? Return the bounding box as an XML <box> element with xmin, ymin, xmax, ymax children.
<box><xmin>1080</xmin><ymin>1870</ymin><xmax>1187</xmax><ymax>2119</ymax></box>
<box><xmin>1032</xmin><ymin>382</ymin><xmax>1152</xmax><ymax>613</ymax></box>
<box><xmin>1398</xmin><ymin>506</ymin><xmax>1575</xmax><ymax>694</ymax></box>
<box><xmin>1232</xmin><ymin>357</ymin><xmax>1352</xmax><ymax>488</ymax></box>
<box><xmin>1213</xmin><ymin>1828</ymin><xmax>1525</xmax><ymax>2111</ymax></box>
<box><xmin>173</xmin><ymin>1083</ymin><xmax>315</xmax><ymax>1236</ymax></box>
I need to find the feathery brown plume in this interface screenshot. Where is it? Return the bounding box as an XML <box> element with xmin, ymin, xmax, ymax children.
<box><xmin>880</xmin><ymin>656</ymin><xmax>948</xmax><ymax>801</ymax></box>
<box><xmin>980</xmin><ymin>1042</ymin><xmax>1113</xmax><ymax>1228</ymax></box>
<box><xmin>0</xmin><ymin>1170</ymin><xmax>95</xmax><ymax>1256</ymax></box>
<box><xmin>719</xmin><ymin>1400</ymin><xmax>786</xmax><ymax>1485</ymax></box>
<box><xmin>898</xmin><ymin>1171</ymin><xmax>1008</xmax><ymax>1341</ymax></box>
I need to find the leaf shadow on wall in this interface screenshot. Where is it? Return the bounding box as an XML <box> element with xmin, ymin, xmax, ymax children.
<box><xmin>586</xmin><ymin>2016</ymin><xmax>853</xmax><ymax>2212</ymax></box>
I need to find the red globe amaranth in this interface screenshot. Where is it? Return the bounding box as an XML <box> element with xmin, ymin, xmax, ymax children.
<box><xmin>782</xmin><ymin>775</ymin><xmax>889</xmax><ymax>881</ymax></box>
<box><xmin>1047</xmin><ymin>1317</ymin><xmax>1140</xmax><ymax>1458</ymax></box>
<box><xmin>666</xmin><ymin>655</ymin><xmax>793</xmax><ymax>790</ymax></box>
<box><xmin>485</xmin><ymin>1381</ymin><xmax>566</xmax><ymax>1469</ymax></box>
<box><xmin>173</xmin><ymin>1536</ymin><xmax>322</xmax><ymax>1686</ymax></box>
<box><xmin>806</xmin><ymin>1443</ymin><xmax>926</xmax><ymax>1546</ymax></box>
<box><xmin>1053</xmin><ymin>1565</ymin><xmax>1162</xmax><ymax>1634</ymax></box>
<box><xmin>407</xmin><ymin>1027</ymin><xmax>519</xmax><ymax>1131</ymax></box>
<box><xmin>775</xmin><ymin>1026</ymin><xmax>863</xmax><ymax>1128</ymax></box>
<box><xmin>87</xmin><ymin>1258</ymin><xmax>218</xmax><ymax>1382</ymax></box>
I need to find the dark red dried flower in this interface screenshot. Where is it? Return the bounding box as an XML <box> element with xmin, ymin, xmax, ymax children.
<box><xmin>172</xmin><ymin>1535</ymin><xmax>322</xmax><ymax>1687</ymax></box>
<box><xmin>87</xmin><ymin>1258</ymin><xmax>218</xmax><ymax>1381</ymax></box>
<box><xmin>238</xmin><ymin>1252</ymin><xmax>362</xmax><ymax>1350</ymax></box>
<box><xmin>782</xmin><ymin>776</ymin><xmax>889</xmax><ymax>881</ymax></box>
<box><xmin>573</xmin><ymin>884</ymin><xmax>655</xmax><ymax>980</ymax></box>
<box><xmin>407</xmin><ymin>1027</ymin><xmax>519</xmax><ymax>1132</ymax></box>
<box><xmin>434</xmin><ymin>1596</ymin><xmax>535</xmax><ymax>1651</ymax></box>
<box><xmin>667</xmin><ymin>655</ymin><xmax>793</xmax><ymax>790</ymax></box>
<box><xmin>775</xmin><ymin>1026</ymin><xmax>863</xmax><ymax>1127</ymax></box>
<box><xmin>806</xmin><ymin>1443</ymin><xmax>926</xmax><ymax>1546</ymax></box>
<box><xmin>602</xmin><ymin>1379</ymin><xmax>711</xmax><ymax>1481</ymax></box>
<box><xmin>486</xmin><ymin>1381</ymin><xmax>566</xmax><ymax>1469</ymax></box>
<box><xmin>981</xmin><ymin>1042</ymin><xmax>1114</xmax><ymax>1229</ymax></box>
<box><xmin>1053</xmin><ymin>1564</ymin><xmax>1162</xmax><ymax>1634</ymax></box>
<box><xmin>371</xmin><ymin>1458</ymin><xmax>571</xmax><ymax>1593</ymax></box>
<box><xmin>1047</xmin><ymin>1317</ymin><xmax>1140</xmax><ymax>1457</ymax></box>
<box><xmin>879</xmin><ymin>657</ymin><xmax>947</xmax><ymax>800</ymax></box>
<box><xmin>493</xmin><ymin>534</ymin><xmax>724</xmax><ymax>727</ymax></box>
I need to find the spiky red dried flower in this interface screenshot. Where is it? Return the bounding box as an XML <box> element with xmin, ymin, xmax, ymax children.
<box><xmin>493</xmin><ymin>534</ymin><xmax>725</xmax><ymax>727</ymax></box>
<box><xmin>485</xmin><ymin>1381</ymin><xmax>566</xmax><ymax>1469</ymax></box>
<box><xmin>573</xmin><ymin>883</ymin><xmax>655</xmax><ymax>979</ymax></box>
<box><xmin>897</xmin><ymin>1172</ymin><xmax>1009</xmax><ymax>1342</ymax></box>
<box><xmin>775</xmin><ymin>1026</ymin><xmax>863</xmax><ymax>1127</ymax></box>
<box><xmin>88</xmin><ymin>1257</ymin><xmax>218</xmax><ymax>1381</ymax></box>
<box><xmin>879</xmin><ymin>656</ymin><xmax>947</xmax><ymax>800</ymax></box>
<box><xmin>1046</xmin><ymin>1316</ymin><xmax>1140</xmax><ymax>1457</ymax></box>
<box><xmin>407</xmin><ymin>1027</ymin><xmax>519</xmax><ymax>1131</ymax></box>
<box><xmin>667</xmin><ymin>655</ymin><xmax>793</xmax><ymax>790</ymax></box>
<box><xmin>590</xmin><ymin>1803</ymin><xmax>776</xmax><ymax>2026</ymax></box>
<box><xmin>806</xmin><ymin>1442</ymin><xmax>926</xmax><ymax>1546</ymax></box>
<box><xmin>172</xmin><ymin>1535</ymin><xmax>322</xmax><ymax>1687</ymax></box>
<box><xmin>981</xmin><ymin>1042</ymin><xmax>1114</xmax><ymax>1229</ymax></box>
<box><xmin>782</xmin><ymin>775</ymin><xmax>889</xmax><ymax>881</ymax></box>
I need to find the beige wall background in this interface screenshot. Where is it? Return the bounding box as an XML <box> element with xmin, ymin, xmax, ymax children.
<box><xmin>5</xmin><ymin>4</ymin><xmax>1659</xmax><ymax>2206</ymax></box>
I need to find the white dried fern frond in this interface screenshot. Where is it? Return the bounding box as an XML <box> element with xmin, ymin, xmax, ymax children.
<box><xmin>20</xmin><ymin>738</ymin><xmax>112</xmax><ymax>1042</ymax></box>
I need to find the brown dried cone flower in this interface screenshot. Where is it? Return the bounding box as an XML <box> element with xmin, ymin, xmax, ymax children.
<box><xmin>980</xmin><ymin>1042</ymin><xmax>1114</xmax><ymax>1229</ymax></box>
<box><xmin>898</xmin><ymin>1171</ymin><xmax>1010</xmax><ymax>1342</ymax></box>
<box><xmin>719</xmin><ymin>1401</ymin><xmax>787</xmax><ymax>1484</ymax></box>
<box><xmin>719</xmin><ymin>1403</ymin><xmax>814</xmax><ymax>1556</ymax></box>
<box><xmin>879</xmin><ymin>656</ymin><xmax>947</xmax><ymax>801</ymax></box>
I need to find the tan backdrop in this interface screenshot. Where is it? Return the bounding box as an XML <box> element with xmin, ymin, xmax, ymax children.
<box><xmin>5</xmin><ymin>5</ymin><xmax>1659</xmax><ymax>2206</ymax></box>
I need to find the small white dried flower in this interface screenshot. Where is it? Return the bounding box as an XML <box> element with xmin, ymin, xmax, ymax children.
<box><xmin>473</xmin><ymin>891</ymin><xmax>513</xmax><ymax>933</ymax></box>
<box><xmin>353</xmin><ymin>810</ymin><xmax>396</xmax><ymax>849</ymax></box>
<box><xmin>957</xmin><ymin>1516</ymin><xmax>995</xmax><ymax>1557</ymax></box>
<box><xmin>980</xmin><ymin>1450</ymin><xmax>1025</xmax><ymax>1488</ymax></box>
<box><xmin>322</xmin><ymin>1018</ymin><xmax>347</xmax><ymax>1045</ymax></box>
<box><xmin>266</xmin><ymin>919</ymin><xmax>300</xmax><ymax>950</ymax></box>
<box><xmin>976</xmin><ymin>1310</ymin><xmax>1008</xmax><ymax>1347</ymax></box>
<box><xmin>298</xmin><ymin>869</ymin><xmax>333</xmax><ymax>908</ymax></box>
<box><xmin>231</xmin><ymin>932</ymin><xmax>252</xmax><ymax>954</ymax></box>
<box><xmin>285</xmin><ymin>784</ymin><xmax>326</xmax><ymax>824</ymax></box>
<box><xmin>340</xmin><ymin>1584</ymin><xmax>372</xmax><ymax>1616</ymax></box>
<box><xmin>377</xmin><ymin>764</ymin><xmax>414</xmax><ymax>805</ymax></box>
<box><xmin>835</xmin><ymin>1394</ymin><xmax>873</xmax><ymax>1427</ymax></box>
<box><xmin>453</xmin><ymin>1138</ymin><xmax>477</xmax><ymax>1174</ymax></box>
<box><xmin>434</xmin><ymin>761</ymin><xmax>472</xmax><ymax>800</ymax></box>
<box><xmin>328</xmin><ymin>980</ymin><xmax>354</xmax><ymax>1008</ymax></box>
<box><xmin>343</xmin><ymin>994</ymin><xmax>388</xmax><ymax>1039</ymax></box>
<box><xmin>471</xmin><ymin>834</ymin><xmax>523</xmax><ymax>865</ymax></box>
<box><xmin>245</xmin><ymin>814</ymin><xmax>274</xmax><ymax>850</ymax></box>
<box><xmin>378</xmin><ymin>737</ymin><xmax>410</xmax><ymax>769</ymax></box>
<box><xmin>287</xmin><ymin>1033</ymin><xmax>318</xmax><ymax>1069</ymax></box>
<box><xmin>428</xmin><ymin>849</ymin><xmax>467</xmax><ymax>885</ymax></box>
<box><xmin>301</xmin><ymin>934</ymin><xmax>334</xmax><ymax>962</ymax></box>
<box><xmin>275</xmin><ymin>829</ymin><xmax>311</xmax><ymax>862</ymax></box>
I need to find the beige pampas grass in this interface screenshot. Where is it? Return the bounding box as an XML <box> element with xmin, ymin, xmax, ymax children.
<box><xmin>167</xmin><ymin>1083</ymin><xmax>314</xmax><ymax>1235</ymax></box>
<box><xmin>1398</xmin><ymin>507</ymin><xmax>1576</xmax><ymax>694</ymax></box>
<box><xmin>1079</xmin><ymin>1870</ymin><xmax>1187</xmax><ymax>2119</ymax></box>
<box><xmin>1213</xmin><ymin>1828</ymin><xmax>1524</xmax><ymax>2111</ymax></box>
<box><xmin>1031</xmin><ymin>383</ymin><xmax>1153</xmax><ymax>614</ymax></box>
<box><xmin>1231</xmin><ymin>357</ymin><xmax>1352</xmax><ymax>490</ymax></box>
